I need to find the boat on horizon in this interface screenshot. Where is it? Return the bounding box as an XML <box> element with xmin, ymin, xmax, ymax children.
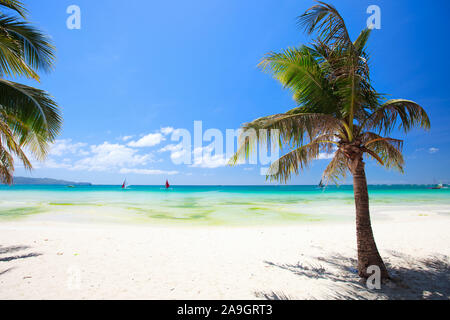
<box><xmin>317</xmin><ymin>179</ymin><xmax>325</xmax><ymax>189</ymax></box>
<box><xmin>430</xmin><ymin>183</ymin><xmax>448</xmax><ymax>190</ymax></box>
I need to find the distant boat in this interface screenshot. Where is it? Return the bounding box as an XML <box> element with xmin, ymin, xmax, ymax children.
<box><xmin>67</xmin><ymin>185</ymin><xmax>75</xmax><ymax>188</ymax></box>
<box><xmin>318</xmin><ymin>179</ymin><xmax>325</xmax><ymax>189</ymax></box>
<box><xmin>430</xmin><ymin>183</ymin><xmax>448</xmax><ymax>190</ymax></box>
<box><xmin>165</xmin><ymin>180</ymin><xmax>170</xmax><ymax>189</ymax></box>
<box><xmin>122</xmin><ymin>179</ymin><xmax>128</xmax><ymax>189</ymax></box>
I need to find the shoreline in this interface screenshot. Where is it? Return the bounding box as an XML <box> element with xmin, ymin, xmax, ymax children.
<box><xmin>1</xmin><ymin>214</ymin><xmax>449</xmax><ymax>300</ymax></box>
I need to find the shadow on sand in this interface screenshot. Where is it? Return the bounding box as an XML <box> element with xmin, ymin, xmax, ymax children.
<box><xmin>0</xmin><ymin>245</ymin><xmax>42</xmax><ymax>263</ymax></box>
<box><xmin>256</xmin><ymin>251</ymin><xmax>450</xmax><ymax>300</ymax></box>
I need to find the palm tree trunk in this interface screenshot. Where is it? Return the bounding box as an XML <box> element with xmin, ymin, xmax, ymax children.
<box><xmin>352</xmin><ymin>158</ymin><xmax>389</xmax><ymax>279</ymax></box>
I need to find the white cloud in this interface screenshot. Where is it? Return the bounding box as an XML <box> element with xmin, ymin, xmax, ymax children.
<box><xmin>121</xmin><ymin>135</ymin><xmax>134</xmax><ymax>141</ymax></box>
<box><xmin>50</xmin><ymin>139</ymin><xmax>88</xmax><ymax>156</ymax></box>
<box><xmin>159</xmin><ymin>143</ymin><xmax>189</xmax><ymax>162</ymax></box>
<box><xmin>160</xmin><ymin>143</ymin><xmax>229</xmax><ymax>168</ymax></box>
<box><xmin>72</xmin><ymin>142</ymin><xmax>152</xmax><ymax>171</ymax></box>
<box><xmin>128</xmin><ymin>133</ymin><xmax>165</xmax><ymax>147</ymax></box>
<box><xmin>159</xmin><ymin>143</ymin><xmax>182</xmax><ymax>153</ymax></box>
<box><xmin>44</xmin><ymin>159</ymin><xmax>73</xmax><ymax>169</ymax></box>
<box><xmin>160</xmin><ymin>127</ymin><xmax>174</xmax><ymax>135</ymax></box>
<box><xmin>191</xmin><ymin>144</ymin><xmax>229</xmax><ymax>168</ymax></box>
<box><xmin>428</xmin><ymin>147</ymin><xmax>439</xmax><ymax>154</ymax></box>
<box><xmin>119</xmin><ymin>168</ymin><xmax>178</xmax><ymax>175</ymax></box>
<box><xmin>193</xmin><ymin>154</ymin><xmax>228</xmax><ymax>168</ymax></box>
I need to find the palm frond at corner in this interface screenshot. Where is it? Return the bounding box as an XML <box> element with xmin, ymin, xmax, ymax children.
<box><xmin>0</xmin><ymin>79</ymin><xmax>62</xmax><ymax>160</ymax></box>
<box><xmin>0</xmin><ymin>14</ymin><xmax>56</xmax><ymax>77</ymax></box>
<box><xmin>0</xmin><ymin>0</ymin><xmax>27</xmax><ymax>18</ymax></box>
<box><xmin>0</xmin><ymin>0</ymin><xmax>60</xmax><ymax>184</ymax></box>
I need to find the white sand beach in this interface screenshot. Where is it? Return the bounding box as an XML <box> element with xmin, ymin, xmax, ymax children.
<box><xmin>1</xmin><ymin>212</ymin><xmax>449</xmax><ymax>300</ymax></box>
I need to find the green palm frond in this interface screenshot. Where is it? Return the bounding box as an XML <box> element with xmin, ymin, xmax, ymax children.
<box><xmin>321</xmin><ymin>149</ymin><xmax>347</xmax><ymax>185</ymax></box>
<box><xmin>0</xmin><ymin>117</ymin><xmax>31</xmax><ymax>184</ymax></box>
<box><xmin>266</xmin><ymin>140</ymin><xmax>324</xmax><ymax>182</ymax></box>
<box><xmin>0</xmin><ymin>0</ymin><xmax>60</xmax><ymax>184</ymax></box>
<box><xmin>242</xmin><ymin>112</ymin><xmax>343</xmax><ymax>148</ymax></box>
<box><xmin>228</xmin><ymin>128</ymin><xmax>259</xmax><ymax>166</ymax></box>
<box><xmin>353</xmin><ymin>29</ymin><xmax>371</xmax><ymax>56</ymax></box>
<box><xmin>0</xmin><ymin>14</ymin><xmax>55</xmax><ymax>77</ymax></box>
<box><xmin>361</xmin><ymin>131</ymin><xmax>403</xmax><ymax>149</ymax></box>
<box><xmin>297</xmin><ymin>1</ymin><xmax>352</xmax><ymax>48</ymax></box>
<box><xmin>0</xmin><ymin>24</ymin><xmax>38</xmax><ymax>79</ymax></box>
<box><xmin>0</xmin><ymin>0</ymin><xmax>27</xmax><ymax>18</ymax></box>
<box><xmin>361</xmin><ymin>132</ymin><xmax>404</xmax><ymax>172</ymax></box>
<box><xmin>297</xmin><ymin>4</ymin><xmax>375</xmax><ymax>134</ymax></box>
<box><xmin>0</xmin><ymin>145</ymin><xmax>14</xmax><ymax>184</ymax></box>
<box><xmin>0</xmin><ymin>79</ymin><xmax>62</xmax><ymax>159</ymax></box>
<box><xmin>364</xmin><ymin>141</ymin><xmax>404</xmax><ymax>172</ymax></box>
<box><xmin>363</xmin><ymin>99</ymin><xmax>430</xmax><ymax>135</ymax></box>
<box><xmin>259</xmin><ymin>46</ymin><xmax>337</xmax><ymax>112</ymax></box>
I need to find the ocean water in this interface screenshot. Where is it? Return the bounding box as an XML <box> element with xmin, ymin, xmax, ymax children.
<box><xmin>0</xmin><ymin>185</ymin><xmax>449</xmax><ymax>226</ymax></box>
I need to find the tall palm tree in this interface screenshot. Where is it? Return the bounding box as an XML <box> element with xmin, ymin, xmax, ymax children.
<box><xmin>0</xmin><ymin>0</ymin><xmax>62</xmax><ymax>184</ymax></box>
<box><xmin>230</xmin><ymin>2</ymin><xmax>430</xmax><ymax>279</ymax></box>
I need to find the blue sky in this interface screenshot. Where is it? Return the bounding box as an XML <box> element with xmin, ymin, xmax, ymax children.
<box><xmin>13</xmin><ymin>0</ymin><xmax>450</xmax><ymax>185</ymax></box>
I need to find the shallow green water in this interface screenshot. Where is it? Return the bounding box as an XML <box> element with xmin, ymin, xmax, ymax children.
<box><xmin>0</xmin><ymin>185</ymin><xmax>448</xmax><ymax>225</ymax></box>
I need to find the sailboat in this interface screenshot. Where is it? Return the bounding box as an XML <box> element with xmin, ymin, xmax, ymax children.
<box><xmin>430</xmin><ymin>183</ymin><xmax>448</xmax><ymax>190</ymax></box>
<box><xmin>122</xmin><ymin>179</ymin><xmax>128</xmax><ymax>189</ymax></box>
<box><xmin>165</xmin><ymin>180</ymin><xmax>170</xmax><ymax>189</ymax></box>
<box><xmin>317</xmin><ymin>179</ymin><xmax>325</xmax><ymax>189</ymax></box>
<box><xmin>429</xmin><ymin>178</ymin><xmax>448</xmax><ymax>189</ymax></box>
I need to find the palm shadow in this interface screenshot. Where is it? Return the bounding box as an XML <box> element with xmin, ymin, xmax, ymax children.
<box><xmin>256</xmin><ymin>251</ymin><xmax>450</xmax><ymax>300</ymax></box>
<box><xmin>0</xmin><ymin>245</ymin><xmax>42</xmax><ymax>264</ymax></box>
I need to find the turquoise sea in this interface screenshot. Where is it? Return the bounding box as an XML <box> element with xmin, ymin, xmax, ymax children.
<box><xmin>0</xmin><ymin>185</ymin><xmax>449</xmax><ymax>226</ymax></box>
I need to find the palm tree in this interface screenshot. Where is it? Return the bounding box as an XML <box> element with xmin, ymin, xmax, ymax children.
<box><xmin>230</xmin><ymin>1</ymin><xmax>430</xmax><ymax>279</ymax></box>
<box><xmin>0</xmin><ymin>0</ymin><xmax>62</xmax><ymax>184</ymax></box>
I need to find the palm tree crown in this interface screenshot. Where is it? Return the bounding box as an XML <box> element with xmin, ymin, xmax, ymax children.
<box><xmin>0</xmin><ymin>0</ymin><xmax>62</xmax><ymax>184</ymax></box>
<box><xmin>232</xmin><ymin>1</ymin><xmax>429</xmax><ymax>184</ymax></box>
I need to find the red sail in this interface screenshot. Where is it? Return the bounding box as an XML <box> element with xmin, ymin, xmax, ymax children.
<box><xmin>165</xmin><ymin>180</ymin><xmax>170</xmax><ymax>189</ymax></box>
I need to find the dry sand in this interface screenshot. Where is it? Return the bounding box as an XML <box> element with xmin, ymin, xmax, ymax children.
<box><xmin>0</xmin><ymin>214</ymin><xmax>449</xmax><ymax>300</ymax></box>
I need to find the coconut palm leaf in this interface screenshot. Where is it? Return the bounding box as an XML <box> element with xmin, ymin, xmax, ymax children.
<box><xmin>321</xmin><ymin>149</ymin><xmax>347</xmax><ymax>185</ymax></box>
<box><xmin>0</xmin><ymin>116</ymin><xmax>32</xmax><ymax>184</ymax></box>
<box><xmin>353</xmin><ymin>29</ymin><xmax>371</xmax><ymax>56</ymax></box>
<box><xmin>0</xmin><ymin>146</ymin><xmax>14</xmax><ymax>183</ymax></box>
<box><xmin>297</xmin><ymin>1</ymin><xmax>351</xmax><ymax>48</ymax></box>
<box><xmin>266</xmin><ymin>140</ymin><xmax>323</xmax><ymax>182</ymax></box>
<box><xmin>0</xmin><ymin>23</ymin><xmax>38</xmax><ymax>79</ymax></box>
<box><xmin>0</xmin><ymin>14</ymin><xmax>55</xmax><ymax>78</ymax></box>
<box><xmin>363</xmin><ymin>99</ymin><xmax>430</xmax><ymax>135</ymax></box>
<box><xmin>0</xmin><ymin>79</ymin><xmax>61</xmax><ymax>159</ymax></box>
<box><xmin>245</xmin><ymin>112</ymin><xmax>342</xmax><ymax>149</ymax></box>
<box><xmin>259</xmin><ymin>46</ymin><xmax>337</xmax><ymax>112</ymax></box>
<box><xmin>0</xmin><ymin>0</ymin><xmax>26</xmax><ymax>18</ymax></box>
<box><xmin>362</xmin><ymin>132</ymin><xmax>405</xmax><ymax>172</ymax></box>
<box><xmin>0</xmin><ymin>0</ymin><xmax>61</xmax><ymax>184</ymax></box>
